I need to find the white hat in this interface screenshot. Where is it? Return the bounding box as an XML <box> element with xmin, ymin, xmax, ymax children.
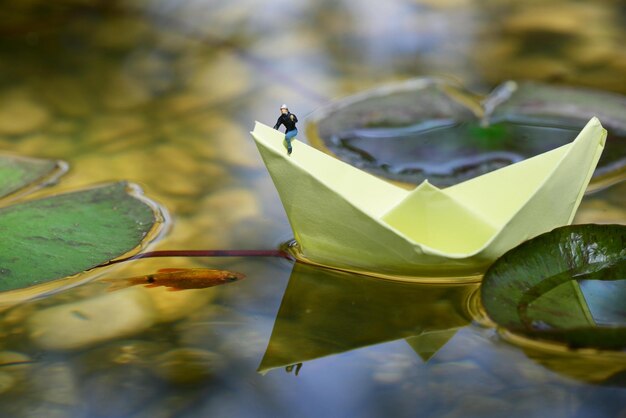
<box><xmin>280</xmin><ymin>104</ymin><xmax>288</xmax><ymax>109</ymax></box>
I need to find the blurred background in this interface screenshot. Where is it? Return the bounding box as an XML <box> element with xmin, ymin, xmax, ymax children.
<box><xmin>0</xmin><ymin>0</ymin><xmax>624</xmax><ymax>417</ymax></box>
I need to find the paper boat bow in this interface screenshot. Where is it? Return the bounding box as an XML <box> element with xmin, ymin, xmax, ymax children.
<box><xmin>251</xmin><ymin>118</ymin><xmax>606</xmax><ymax>277</ymax></box>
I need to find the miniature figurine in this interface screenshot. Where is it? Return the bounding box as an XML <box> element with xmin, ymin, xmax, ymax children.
<box><xmin>273</xmin><ymin>104</ymin><xmax>298</xmax><ymax>155</ymax></box>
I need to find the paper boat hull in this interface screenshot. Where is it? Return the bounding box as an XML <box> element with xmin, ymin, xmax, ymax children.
<box><xmin>251</xmin><ymin>118</ymin><xmax>606</xmax><ymax>277</ymax></box>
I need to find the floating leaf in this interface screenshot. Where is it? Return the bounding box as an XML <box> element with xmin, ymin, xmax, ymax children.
<box><xmin>0</xmin><ymin>154</ymin><xmax>164</xmax><ymax>299</ymax></box>
<box><xmin>307</xmin><ymin>79</ymin><xmax>626</xmax><ymax>190</ymax></box>
<box><xmin>481</xmin><ymin>224</ymin><xmax>626</xmax><ymax>350</ymax></box>
<box><xmin>0</xmin><ymin>182</ymin><xmax>161</xmax><ymax>293</ymax></box>
<box><xmin>0</xmin><ymin>154</ymin><xmax>67</xmax><ymax>199</ymax></box>
<box><xmin>258</xmin><ymin>262</ymin><xmax>475</xmax><ymax>373</ymax></box>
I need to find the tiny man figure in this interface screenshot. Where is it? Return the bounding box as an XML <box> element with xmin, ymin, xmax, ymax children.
<box><xmin>273</xmin><ymin>104</ymin><xmax>298</xmax><ymax>155</ymax></box>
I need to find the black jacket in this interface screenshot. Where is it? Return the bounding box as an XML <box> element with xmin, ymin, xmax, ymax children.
<box><xmin>273</xmin><ymin>113</ymin><xmax>298</xmax><ymax>132</ymax></box>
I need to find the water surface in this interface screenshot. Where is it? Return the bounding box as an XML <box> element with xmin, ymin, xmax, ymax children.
<box><xmin>0</xmin><ymin>1</ymin><xmax>624</xmax><ymax>417</ymax></box>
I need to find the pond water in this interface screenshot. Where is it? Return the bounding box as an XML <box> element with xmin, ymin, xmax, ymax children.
<box><xmin>0</xmin><ymin>0</ymin><xmax>625</xmax><ymax>417</ymax></box>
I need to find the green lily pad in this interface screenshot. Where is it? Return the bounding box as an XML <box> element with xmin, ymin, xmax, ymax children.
<box><xmin>0</xmin><ymin>182</ymin><xmax>160</xmax><ymax>292</ymax></box>
<box><xmin>307</xmin><ymin>79</ymin><xmax>626</xmax><ymax>190</ymax></box>
<box><xmin>0</xmin><ymin>153</ymin><xmax>164</xmax><ymax>295</ymax></box>
<box><xmin>481</xmin><ymin>224</ymin><xmax>626</xmax><ymax>350</ymax></box>
<box><xmin>0</xmin><ymin>154</ymin><xmax>67</xmax><ymax>199</ymax></box>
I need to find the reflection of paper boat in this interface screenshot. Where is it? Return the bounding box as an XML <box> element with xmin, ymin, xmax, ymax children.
<box><xmin>258</xmin><ymin>263</ymin><xmax>475</xmax><ymax>374</ymax></box>
<box><xmin>251</xmin><ymin>118</ymin><xmax>606</xmax><ymax>276</ymax></box>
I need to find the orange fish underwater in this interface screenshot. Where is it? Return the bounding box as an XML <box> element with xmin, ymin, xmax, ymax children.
<box><xmin>103</xmin><ymin>268</ymin><xmax>245</xmax><ymax>291</ymax></box>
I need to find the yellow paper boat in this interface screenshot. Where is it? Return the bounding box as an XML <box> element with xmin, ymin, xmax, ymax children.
<box><xmin>251</xmin><ymin>118</ymin><xmax>606</xmax><ymax>277</ymax></box>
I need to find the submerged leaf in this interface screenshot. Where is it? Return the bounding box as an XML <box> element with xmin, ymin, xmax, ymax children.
<box><xmin>481</xmin><ymin>224</ymin><xmax>626</xmax><ymax>350</ymax></box>
<box><xmin>0</xmin><ymin>182</ymin><xmax>160</xmax><ymax>292</ymax></box>
<box><xmin>307</xmin><ymin>79</ymin><xmax>626</xmax><ymax>189</ymax></box>
<box><xmin>485</xmin><ymin>81</ymin><xmax>626</xmax><ymax>188</ymax></box>
<box><xmin>307</xmin><ymin>79</ymin><xmax>485</xmax><ymax>186</ymax></box>
<box><xmin>0</xmin><ymin>154</ymin><xmax>67</xmax><ymax>199</ymax></box>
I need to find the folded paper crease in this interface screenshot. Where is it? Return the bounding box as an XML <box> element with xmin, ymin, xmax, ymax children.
<box><xmin>251</xmin><ymin>118</ymin><xmax>606</xmax><ymax>276</ymax></box>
